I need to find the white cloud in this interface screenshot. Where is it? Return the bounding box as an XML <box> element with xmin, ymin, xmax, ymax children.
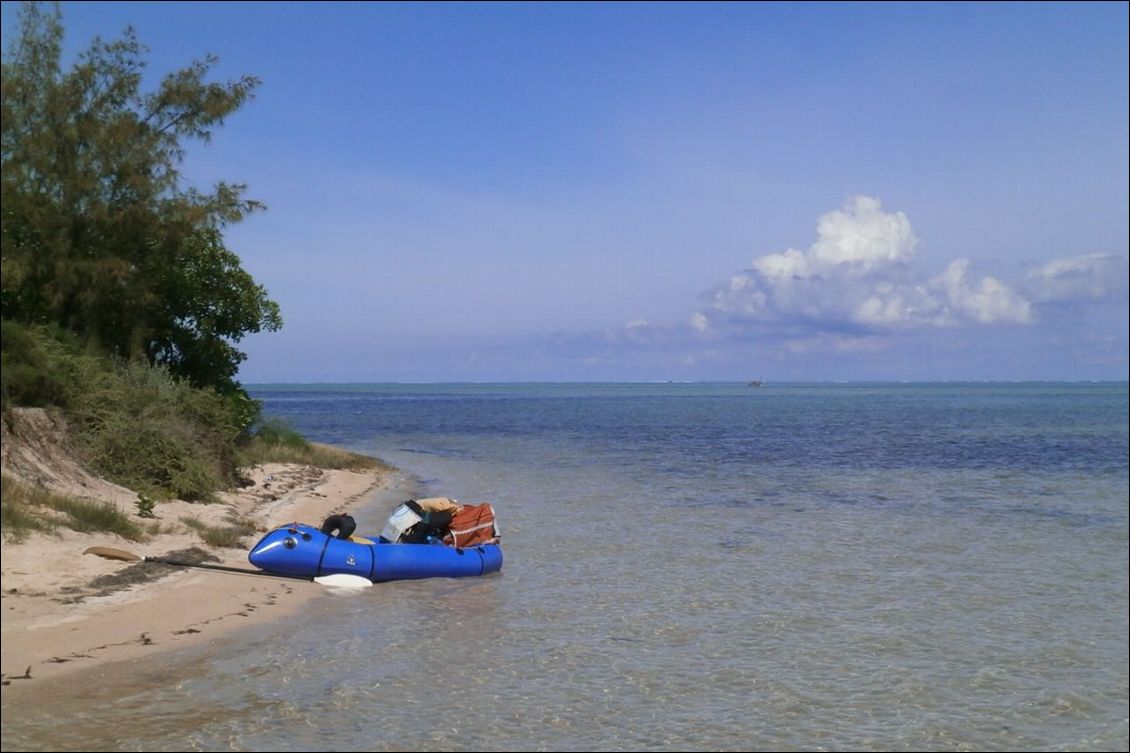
<box><xmin>752</xmin><ymin>195</ymin><xmax>917</xmax><ymax>279</ymax></box>
<box><xmin>704</xmin><ymin>195</ymin><xmax>1033</xmax><ymax>332</ymax></box>
<box><xmin>810</xmin><ymin>194</ymin><xmax>918</xmax><ymax>269</ymax></box>
<box><xmin>575</xmin><ymin>196</ymin><xmax>1121</xmax><ymax>380</ymax></box>
<box><xmin>1022</xmin><ymin>253</ymin><xmax>1129</xmax><ymax>304</ymax></box>
<box><xmin>931</xmin><ymin>259</ymin><xmax>1033</xmax><ymax>324</ymax></box>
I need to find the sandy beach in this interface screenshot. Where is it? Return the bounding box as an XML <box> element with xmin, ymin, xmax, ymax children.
<box><xmin>1</xmin><ymin>409</ymin><xmax>394</xmax><ymax>710</ymax></box>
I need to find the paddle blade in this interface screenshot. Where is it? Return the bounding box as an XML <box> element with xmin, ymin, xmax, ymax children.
<box><xmin>313</xmin><ymin>573</ymin><xmax>372</xmax><ymax>589</ymax></box>
<box><xmin>84</xmin><ymin>546</ymin><xmax>144</xmax><ymax>562</ymax></box>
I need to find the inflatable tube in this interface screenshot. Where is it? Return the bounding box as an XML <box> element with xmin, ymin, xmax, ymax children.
<box><xmin>248</xmin><ymin>523</ymin><xmax>503</xmax><ymax>582</ymax></box>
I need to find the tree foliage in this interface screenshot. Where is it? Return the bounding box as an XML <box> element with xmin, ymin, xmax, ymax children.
<box><xmin>1</xmin><ymin>2</ymin><xmax>280</xmax><ymax>395</ymax></box>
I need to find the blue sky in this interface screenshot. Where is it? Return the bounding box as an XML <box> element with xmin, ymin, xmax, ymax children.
<box><xmin>3</xmin><ymin>2</ymin><xmax>1127</xmax><ymax>382</ymax></box>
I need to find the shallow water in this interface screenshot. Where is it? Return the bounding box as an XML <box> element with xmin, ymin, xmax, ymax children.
<box><xmin>4</xmin><ymin>383</ymin><xmax>1127</xmax><ymax>751</ymax></box>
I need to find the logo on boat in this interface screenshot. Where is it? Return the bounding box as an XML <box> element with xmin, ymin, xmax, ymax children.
<box><xmin>346</xmin><ymin>554</ymin><xmax>356</xmax><ymax>566</ymax></box>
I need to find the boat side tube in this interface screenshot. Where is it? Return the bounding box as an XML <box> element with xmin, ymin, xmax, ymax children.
<box><xmin>372</xmin><ymin>541</ymin><xmax>504</xmax><ymax>582</ymax></box>
<box><xmin>249</xmin><ymin>524</ymin><xmax>503</xmax><ymax>582</ymax></box>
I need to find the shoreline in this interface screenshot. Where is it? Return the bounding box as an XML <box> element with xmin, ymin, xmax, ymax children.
<box><xmin>0</xmin><ymin>459</ymin><xmax>409</xmax><ymax>712</ymax></box>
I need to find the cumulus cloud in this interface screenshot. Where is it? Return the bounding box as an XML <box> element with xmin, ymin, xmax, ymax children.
<box><xmin>1022</xmin><ymin>253</ymin><xmax>1129</xmax><ymax>304</ymax></box>
<box><xmin>700</xmin><ymin>195</ymin><xmax>1033</xmax><ymax>334</ymax></box>
<box><xmin>932</xmin><ymin>259</ymin><xmax>1033</xmax><ymax>324</ymax></box>
<box><xmin>754</xmin><ymin>195</ymin><xmax>918</xmax><ymax>278</ymax></box>
<box><xmin>585</xmin><ymin>195</ymin><xmax>1122</xmax><ymax>378</ymax></box>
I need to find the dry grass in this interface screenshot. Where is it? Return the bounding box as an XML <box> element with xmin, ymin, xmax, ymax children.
<box><xmin>1</xmin><ymin>474</ymin><xmax>144</xmax><ymax>542</ymax></box>
<box><xmin>181</xmin><ymin>515</ymin><xmax>259</xmax><ymax>549</ymax></box>
<box><xmin>239</xmin><ymin>419</ymin><xmax>389</xmax><ymax>471</ymax></box>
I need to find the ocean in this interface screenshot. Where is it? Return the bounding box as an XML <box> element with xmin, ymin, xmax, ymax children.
<box><xmin>6</xmin><ymin>383</ymin><xmax>1129</xmax><ymax>751</ymax></box>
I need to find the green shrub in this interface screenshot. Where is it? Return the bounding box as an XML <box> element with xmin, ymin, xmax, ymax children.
<box><xmin>2</xmin><ymin>324</ymin><xmax>383</xmax><ymax>504</ymax></box>
<box><xmin>70</xmin><ymin>360</ymin><xmax>245</xmax><ymax>501</ymax></box>
<box><xmin>135</xmin><ymin>492</ymin><xmax>157</xmax><ymax>519</ymax></box>
<box><xmin>0</xmin><ymin>321</ymin><xmax>81</xmax><ymax>410</ymax></box>
<box><xmin>2</xmin><ymin>323</ymin><xmax>255</xmax><ymax>502</ymax></box>
<box><xmin>250</xmin><ymin>417</ymin><xmax>308</xmax><ymax>449</ymax></box>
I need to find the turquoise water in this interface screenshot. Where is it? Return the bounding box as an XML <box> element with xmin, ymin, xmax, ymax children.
<box><xmin>6</xmin><ymin>383</ymin><xmax>1128</xmax><ymax>751</ymax></box>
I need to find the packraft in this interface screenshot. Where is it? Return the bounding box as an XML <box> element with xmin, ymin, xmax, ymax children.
<box><xmin>248</xmin><ymin>499</ymin><xmax>502</xmax><ymax>583</ymax></box>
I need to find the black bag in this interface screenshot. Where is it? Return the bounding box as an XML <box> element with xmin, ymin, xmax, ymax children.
<box><xmin>321</xmin><ymin>514</ymin><xmax>357</xmax><ymax>540</ymax></box>
<box><xmin>400</xmin><ymin>500</ymin><xmax>452</xmax><ymax>544</ymax></box>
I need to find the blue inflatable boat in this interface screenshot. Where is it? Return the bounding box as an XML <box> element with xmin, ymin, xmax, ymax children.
<box><xmin>248</xmin><ymin>523</ymin><xmax>504</xmax><ymax>582</ymax></box>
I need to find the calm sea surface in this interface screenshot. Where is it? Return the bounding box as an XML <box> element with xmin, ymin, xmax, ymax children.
<box><xmin>5</xmin><ymin>383</ymin><xmax>1128</xmax><ymax>751</ymax></box>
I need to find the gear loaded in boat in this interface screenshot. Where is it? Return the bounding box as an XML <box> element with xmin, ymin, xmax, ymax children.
<box><xmin>380</xmin><ymin>497</ymin><xmax>500</xmax><ymax>548</ymax></box>
<box><xmin>247</xmin><ymin>498</ymin><xmax>503</xmax><ymax>582</ymax></box>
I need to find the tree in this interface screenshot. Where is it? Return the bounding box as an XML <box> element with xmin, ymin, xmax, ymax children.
<box><xmin>1</xmin><ymin>1</ymin><xmax>280</xmax><ymax>395</ymax></box>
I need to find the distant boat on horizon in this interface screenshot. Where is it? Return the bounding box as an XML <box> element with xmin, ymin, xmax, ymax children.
<box><xmin>747</xmin><ymin>380</ymin><xmax>763</xmax><ymax>387</ymax></box>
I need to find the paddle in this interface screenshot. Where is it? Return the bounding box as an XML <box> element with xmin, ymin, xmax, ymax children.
<box><xmin>83</xmin><ymin>546</ymin><xmax>372</xmax><ymax>588</ymax></box>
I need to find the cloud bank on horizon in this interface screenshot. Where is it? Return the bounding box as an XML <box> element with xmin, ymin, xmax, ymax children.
<box><xmin>1022</xmin><ymin>252</ymin><xmax>1130</xmax><ymax>306</ymax></box>
<box><xmin>603</xmin><ymin>195</ymin><xmax>1127</xmax><ymax>372</ymax></box>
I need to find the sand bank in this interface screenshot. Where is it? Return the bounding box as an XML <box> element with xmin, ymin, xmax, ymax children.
<box><xmin>1</xmin><ymin>437</ymin><xmax>396</xmax><ymax>705</ymax></box>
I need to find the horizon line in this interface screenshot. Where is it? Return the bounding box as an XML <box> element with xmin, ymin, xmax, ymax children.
<box><xmin>243</xmin><ymin>379</ymin><xmax>1129</xmax><ymax>387</ymax></box>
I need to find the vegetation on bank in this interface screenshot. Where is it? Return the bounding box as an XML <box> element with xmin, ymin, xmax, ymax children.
<box><xmin>0</xmin><ymin>321</ymin><xmax>385</xmax><ymax>542</ymax></box>
<box><xmin>237</xmin><ymin>418</ymin><xmax>388</xmax><ymax>472</ymax></box>
<box><xmin>0</xmin><ymin>5</ymin><xmax>387</xmax><ymax>541</ymax></box>
<box><xmin>3</xmin><ymin>320</ymin><xmax>250</xmax><ymax>502</ymax></box>
<box><xmin>1</xmin><ymin>474</ymin><xmax>146</xmax><ymax>543</ymax></box>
